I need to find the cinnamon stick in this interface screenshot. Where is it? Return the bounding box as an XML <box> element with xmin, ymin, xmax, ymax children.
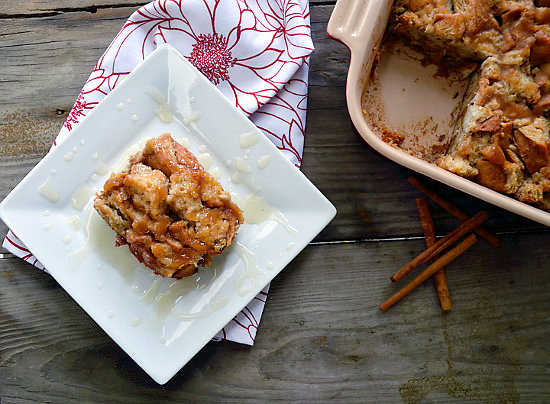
<box><xmin>416</xmin><ymin>197</ymin><xmax>452</xmax><ymax>311</ymax></box>
<box><xmin>380</xmin><ymin>234</ymin><xmax>477</xmax><ymax>311</ymax></box>
<box><xmin>390</xmin><ymin>210</ymin><xmax>488</xmax><ymax>283</ymax></box>
<box><xmin>407</xmin><ymin>176</ymin><xmax>501</xmax><ymax>247</ymax></box>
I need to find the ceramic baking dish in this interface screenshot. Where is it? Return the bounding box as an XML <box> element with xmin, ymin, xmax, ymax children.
<box><xmin>327</xmin><ymin>0</ymin><xmax>550</xmax><ymax>227</ymax></box>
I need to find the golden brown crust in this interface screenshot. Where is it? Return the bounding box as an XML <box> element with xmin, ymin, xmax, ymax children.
<box><xmin>389</xmin><ymin>0</ymin><xmax>550</xmax><ymax>209</ymax></box>
<box><xmin>94</xmin><ymin>133</ymin><xmax>243</xmax><ymax>278</ymax></box>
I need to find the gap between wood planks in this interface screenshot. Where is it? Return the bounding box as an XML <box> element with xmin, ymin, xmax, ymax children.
<box><xmin>0</xmin><ymin>1</ymin><xmax>337</xmax><ymax>19</ymax></box>
<box><xmin>0</xmin><ymin>3</ymin><xmax>149</xmax><ymax>19</ymax></box>
<box><xmin>1</xmin><ymin>227</ymin><xmax>549</xmax><ymax>260</ymax></box>
<box><xmin>311</xmin><ymin>227</ymin><xmax>550</xmax><ymax>245</ymax></box>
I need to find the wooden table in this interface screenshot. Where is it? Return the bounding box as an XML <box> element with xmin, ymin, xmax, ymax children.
<box><xmin>1</xmin><ymin>1</ymin><xmax>550</xmax><ymax>402</ymax></box>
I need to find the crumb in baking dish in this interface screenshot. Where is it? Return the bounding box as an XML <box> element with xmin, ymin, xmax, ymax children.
<box><xmin>386</xmin><ymin>0</ymin><xmax>550</xmax><ymax>210</ymax></box>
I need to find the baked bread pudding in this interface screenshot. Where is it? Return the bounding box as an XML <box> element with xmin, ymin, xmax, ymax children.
<box><xmin>387</xmin><ymin>0</ymin><xmax>550</xmax><ymax>210</ymax></box>
<box><xmin>94</xmin><ymin>133</ymin><xmax>243</xmax><ymax>278</ymax></box>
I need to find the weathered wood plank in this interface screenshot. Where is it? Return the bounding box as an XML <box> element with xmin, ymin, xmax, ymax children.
<box><xmin>1</xmin><ymin>232</ymin><xmax>549</xmax><ymax>401</ymax></box>
<box><xmin>0</xmin><ymin>1</ymin><xmax>146</xmax><ymax>16</ymax></box>
<box><xmin>2</xmin><ymin>2</ymin><xmax>549</xmax><ymax>403</ymax></box>
<box><xmin>0</xmin><ymin>9</ymin><xmax>132</xmax><ymax>109</ymax></box>
<box><xmin>0</xmin><ymin>0</ymin><xmax>331</xmax><ymax>17</ymax></box>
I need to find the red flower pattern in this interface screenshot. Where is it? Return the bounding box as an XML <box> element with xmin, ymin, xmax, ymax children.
<box><xmin>5</xmin><ymin>0</ymin><xmax>312</xmax><ymax>346</ymax></box>
<box><xmin>63</xmin><ymin>94</ymin><xmax>98</xmax><ymax>131</ymax></box>
<box><xmin>3</xmin><ymin>231</ymin><xmax>45</xmax><ymax>270</ymax></box>
<box><xmin>188</xmin><ymin>33</ymin><xmax>236</xmax><ymax>84</ymax></box>
<box><xmin>55</xmin><ymin>0</ymin><xmax>313</xmax><ymax>163</ymax></box>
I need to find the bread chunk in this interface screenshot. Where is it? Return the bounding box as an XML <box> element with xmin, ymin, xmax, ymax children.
<box><xmin>94</xmin><ymin>133</ymin><xmax>243</xmax><ymax>278</ymax></box>
<box><xmin>385</xmin><ymin>0</ymin><xmax>550</xmax><ymax>209</ymax></box>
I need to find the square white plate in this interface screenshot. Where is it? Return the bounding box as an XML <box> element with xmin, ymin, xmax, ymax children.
<box><xmin>0</xmin><ymin>44</ymin><xmax>336</xmax><ymax>384</ymax></box>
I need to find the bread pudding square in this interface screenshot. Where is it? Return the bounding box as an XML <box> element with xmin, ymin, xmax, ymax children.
<box><xmin>94</xmin><ymin>133</ymin><xmax>244</xmax><ymax>278</ymax></box>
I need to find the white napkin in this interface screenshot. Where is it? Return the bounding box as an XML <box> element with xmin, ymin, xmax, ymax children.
<box><xmin>3</xmin><ymin>0</ymin><xmax>313</xmax><ymax>346</ymax></box>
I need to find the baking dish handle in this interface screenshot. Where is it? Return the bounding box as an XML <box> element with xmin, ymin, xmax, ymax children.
<box><xmin>327</xmin><ymin>0</ymin><xmax>391</xmax><ymax>57</ymax></box>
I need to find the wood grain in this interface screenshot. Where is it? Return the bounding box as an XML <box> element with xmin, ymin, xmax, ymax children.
<box><xmin>1</xmin><ymin>233</ymin><xmax>550</xmax><ymax>401</ymax></box>
<box><xmin>1</xmin><ymin>5</ymin><xmax>548</xmax><ymax>245</ymax></box>
<box><xmin>0</xmin><ymin>0</ymin><xmax>330</xmax><ymax>16</ymax></box>
<box><xmin>1</xmin><ymin>2</ymin><xmax>550</xmax><ymax>401</ymax></box>
<box><xmin>0</xmin><ymin>1</ymin><xmax>144</xmax><ymax>14</ymax></box>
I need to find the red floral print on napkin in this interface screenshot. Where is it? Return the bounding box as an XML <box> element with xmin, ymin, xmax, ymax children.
<box><xmin>5</xmin><ymin>0</ymin><xmax>313</xmax><ymax>346</ymax></box>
